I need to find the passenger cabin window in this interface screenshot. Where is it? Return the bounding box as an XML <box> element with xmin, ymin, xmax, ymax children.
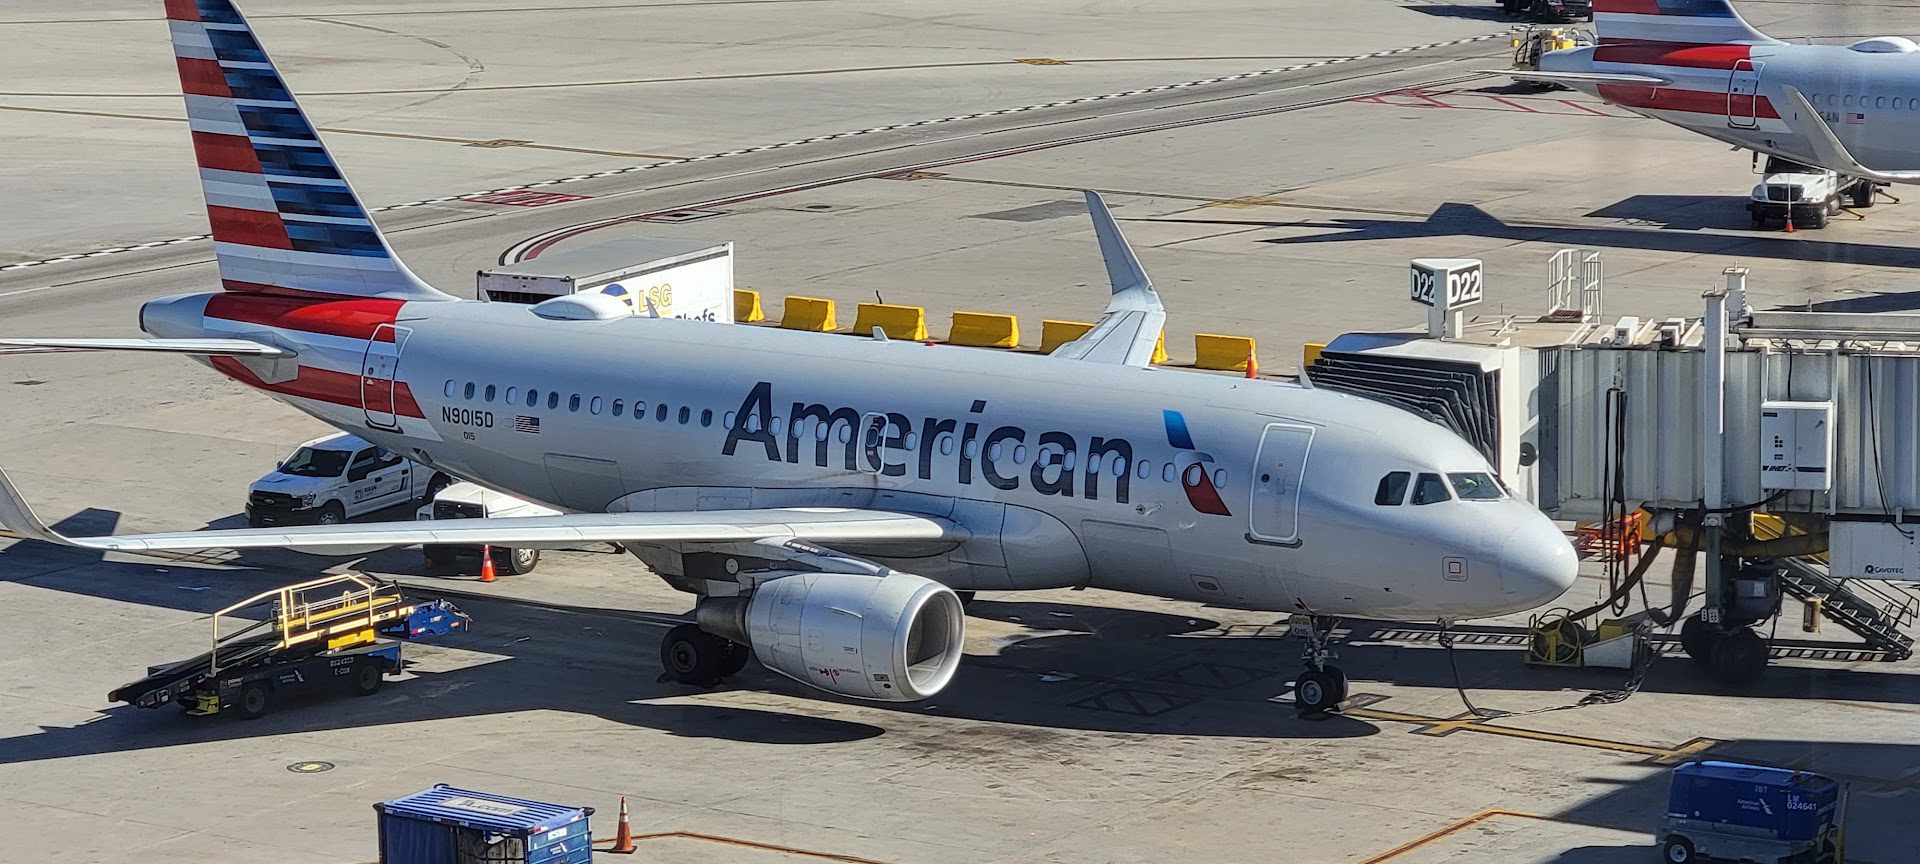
<box><xmin>1411</xmin><ymin>472</ymin><xmax>1451</xmax><ymax>505</ymax></box>
<box><xmin>1448</xmin><ymin>472</ymin><xmax>1504</xmax><ymax>501</ymax></box>
<box><xmin>1375</xmin><ymin>471</ymin><xmax>1410</xmax><ymax>505</ymax></box>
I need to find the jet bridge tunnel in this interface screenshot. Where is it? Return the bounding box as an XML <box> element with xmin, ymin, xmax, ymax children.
<box><xmin>1312</xmin><ymin>259</ymin><xmax>1919</xmax><ymax>683</ymax></box>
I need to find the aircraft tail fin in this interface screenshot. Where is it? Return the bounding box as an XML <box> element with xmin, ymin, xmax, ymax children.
<box><xmin>1592</xmin><ymin>1</ymin><xmax>1781</xmax><ymax>47</ymax></box>
<box><xmin>165</xmin><ymin>0</ymin><xmax>451</xmax><ymax>301</ymax></box>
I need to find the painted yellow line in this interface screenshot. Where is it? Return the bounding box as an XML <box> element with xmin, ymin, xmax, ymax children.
<box><xmin>1355</xmin><ymin>809</ymin><xmax>1544</xmax><ymax>864</ymax></box>
<box><xmin>1347</xmin><ymin>706</ymin><xmax>1720</xmax><ymax>761</ymax></box>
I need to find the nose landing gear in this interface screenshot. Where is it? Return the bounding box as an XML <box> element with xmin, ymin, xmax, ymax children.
<box><xmin>1291</xmin><ymin>614</ymin><xmax>1349</xmax><ymax>715</ymax></box>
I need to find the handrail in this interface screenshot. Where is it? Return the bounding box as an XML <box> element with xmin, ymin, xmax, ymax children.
<box><xmin>211</xmin><ymin>574</ymin><xmax>388</xmax><ymax>673</ymax></box>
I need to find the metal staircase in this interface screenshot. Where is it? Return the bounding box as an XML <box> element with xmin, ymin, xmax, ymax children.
<box><xmin>1776</xmin><ymin>560</ymin><xmax>1916</xmax><ymax>661</ymax></box>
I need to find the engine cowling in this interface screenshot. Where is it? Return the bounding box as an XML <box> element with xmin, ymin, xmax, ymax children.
<box><xmin>697</xmin><ymin>570</ymin><xmax>965</xmax><ymax>701</ymax></box>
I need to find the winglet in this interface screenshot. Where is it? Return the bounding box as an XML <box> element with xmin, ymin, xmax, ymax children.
<box><xmin>1779</xmin><ymin>85</ymin><xmax>1920</xmax><ymax>185</ymax></box>
<box><xmin>1049</xmin><ymin>192</ymin><xmax>1167</xmax><ymax>366</ymax></box>
<box><xmin>1086</xmin><ymin>190</ymin><xmax>1155</xmax><ymax>304</ymax></box>
<box><xmin>0</xmin><ymin>465</ymin><xmax>79</xmax><ymax>547</ymax></box>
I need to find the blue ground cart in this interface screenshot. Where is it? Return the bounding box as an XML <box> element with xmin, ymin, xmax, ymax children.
<box><xmin>1660</xmin><ymin>761</ymin><xmax>1846</xmax><ymax>864</ymax></box>
<box><xmin>376</xmin><ymin>785</ymin><xmax>593</xmax><ymax>864</ymax></box>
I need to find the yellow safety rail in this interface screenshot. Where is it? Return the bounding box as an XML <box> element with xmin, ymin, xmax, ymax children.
<box><xmin>1303</xmin><ymin>342</ymin><xmax>1325</xmax><ymax>369</ymax></box>
<box><xmin>1195</xmin><ymin>334</ymin><xmax>1257</xmax><ymax>372</ymax></box>
<box><xmin>852</xmin><ymin>302</ymin><xmax>929</xmax><ymax>340</ymax></box>
<box><xmin>210</xmin><ymin>574</ymin><xmax>411</xmax><ymax>673</ymax></box>
<box><xmin>780</xmin><ymin>296</ymin><xmax>837</xmax><ymax>331</ymax></box>
<box><xmin>949</xmin><ymin>311</ymin><xmax>1020</xmax><ymax>348</ymax></box>
<box><xmin>734</xmin><ymin>289</ymin><xmax>765</xmax><ymax>323</ymax></box>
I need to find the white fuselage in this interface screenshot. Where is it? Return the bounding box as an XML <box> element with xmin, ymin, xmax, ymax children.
<box><xmin>143</xmin><ymin>291</ymin><xmax>1576</xmax><ymax>622</ymax></box>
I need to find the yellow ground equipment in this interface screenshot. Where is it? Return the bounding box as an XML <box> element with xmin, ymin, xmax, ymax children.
<box><xmin>1526</xmin><ymin>608</ymin><xmax>1652</xmax><ymax>669</ymax></box>
<box><xmin>1510</xmin><ymin>26</ymin><xmax>1594</xmax><ymax>90</ymax></box>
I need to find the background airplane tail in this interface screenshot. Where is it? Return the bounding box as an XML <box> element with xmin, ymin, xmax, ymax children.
<box><xmin>166</xmin><ymin>0</ymin><xmax>450</xmax><ymax>301</ymax></box>
<box><xmin>1593</xmin><ymin>0</ymin><xmax>1780</xmax><ymax>46</ymax></box>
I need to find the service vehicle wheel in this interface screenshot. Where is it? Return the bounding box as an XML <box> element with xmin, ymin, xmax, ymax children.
<box><xmin>1662</xmin><ymin>834</ymin><xmax>1695</xmax><ymax>863</ymax></box>
<box><xmin>238</xmin><ymin>682</ymin><xmax>271</xmax><ymax>720</ymax></box>
<box><xmin>1294</xmin><ymin>667</ymin><xmax>1347</xmax><ymax>714</ymax></box>
<box><xmin>1808</xmin><ymin>206</ymin><xmax>1830</xmax><ymax>229</ymax></box>
<box><xmin>1709</xmin><ymin>627</ymin><xmax>1768</xmax><ymax>685</ymax></box>
<box><xmin>661</xmin><ymin>624</ymin><xmax>724</xmax><ymax>686</ymax></box>
<box><xmin>423</xmin><ymin>473</ymin><xmax>451</xmax><ymax>502</ymax></box>
<box><xmin>717</xmin><ymin>640</ymin><xmax>752</xmax><ymax>677</ymax></box>
<box><xmin>500</xmin><ymin>547</ymin><xmax>539</xmax><ymax>575</ymax></box>
<box><xmin>316</xmin><ymin>503</ymin><xmax>344</xmax><ymax>526</ymax></box>
<box><xmin>423</xmin><ymin>545</ymin><xmax>457</xmax><ymax>569</ymax></box>
<box><xmin>353</xmin><ymin>661</ymin><xmax>385</xmax><ymax>696</ymax></box>
<box><xmin>1679</xmin><ymin>615</ymin><xmax>1712</xmax><ymax>663</ymax></box>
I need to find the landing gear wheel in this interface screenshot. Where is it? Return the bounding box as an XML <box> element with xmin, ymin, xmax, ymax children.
<box><xmin>1852</xmin><ymin>183</ymin><xmax>1877</xmax><ymax>209</ymax></box>
<box><xmin>499</xmin><ymin>546</ymin><xmax>539</xmax><ymax>575</ymax></box>
<box><xmin>238</xmin><ymin>682</ymin><xmax>271</xmax><ymax>720</ymax></box>
<box><xmin>352</xmin><ymin>661</ymin><xmax>385</xmax><ymax>696</ymax></box>
<box><xmin>1294</xmin><ymin>666</ymin><xmax>1348</xmax><ymax>715</ymax></box>
<box><xmin>717</xmin><ymin>641</ymin><xmax>752</xmax><ymax>677</ymax></box>
<box><xmin>1710</xmin><ymin>627</ymin><xmax>1768</xmax><ymax>685</ymax></box>
<box><xmin>1662</xmin><ymin>834</ymin><xmax>1695</xmax><ymax>864</ymax></box>
<box><xmin>660</xmin><ymin>623</ymin><xmax>725</xmax><ymax>686</ymax></box>
<box><xmin>1679</xmin><ymin>614</ymin><xmax>1712</xmax><ymax>663</ymax></box>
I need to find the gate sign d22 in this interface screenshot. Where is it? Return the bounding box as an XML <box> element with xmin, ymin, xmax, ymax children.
<box><xmin>1409</xmin><ymin>258</ymin><xmax>1483</xmax><ymax>339</ymax></box>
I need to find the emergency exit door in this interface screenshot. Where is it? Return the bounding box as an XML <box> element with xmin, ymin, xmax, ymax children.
<box><xmin>1248</xmin><ymin>423</ymin><xmax>1313</xmax><ymax>546</ymax></box>
<box><xmin>361</xmin><ymin>324</ymin><xmax>410</xmax><ymax>430</ymax></box>
<box><xmin>1728</xmin><ymin>60</ymin><xmax>1762</xmax><ymax>129</ymax></box>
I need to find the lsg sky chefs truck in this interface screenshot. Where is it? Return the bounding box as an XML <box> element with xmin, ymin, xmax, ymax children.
<box><xmin>476</xmin><ymin>237</ymin><xmax>735</xmax><ymax>323</ymax></box>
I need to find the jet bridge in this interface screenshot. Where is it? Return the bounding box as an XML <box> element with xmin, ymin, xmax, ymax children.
<box><xmin>1314</xmin><ymin>256</ymin><xmax>1920</xmax><ymax>682</ymax></box>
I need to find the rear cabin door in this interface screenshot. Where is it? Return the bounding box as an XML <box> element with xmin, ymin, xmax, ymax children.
<box><xmin>1248</xmin><ymin>423</ymin><xmax>1313</xmax><ymax>546</ymax></box>
<box><xmin>361</xmin><ymin>324</ymin><xmax>410</xmax><ymax>430</ymax></box>
<box><xmin>1728</xmin><ymin>60</ymin><xmax>1762</xmax><ymax>129</ymax></box>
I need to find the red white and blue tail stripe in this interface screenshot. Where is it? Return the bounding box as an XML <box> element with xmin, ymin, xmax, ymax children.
<box><xmin>165</xmin><ymin>0</ymin><xmax>449</xmax><ymax>302</ymax></box>
<box><xmin>1593</xmin><ymin>0</ymin><xmax>1779</xmax><ymax>47</ymax></box>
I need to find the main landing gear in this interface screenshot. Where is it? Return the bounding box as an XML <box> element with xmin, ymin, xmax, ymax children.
<box><xmin>1291</xmin><ymin>614</ymin><xmax>1349</xmax><ymax>715</ymax></box>
<box><xmin>658</xmin><ymin>623</ymin><xmax>752</xmax><ymax>686</ymax></box>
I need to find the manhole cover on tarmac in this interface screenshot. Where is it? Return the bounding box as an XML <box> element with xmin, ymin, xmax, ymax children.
<box><xmin>287</xmin><ymin>761</ymin><xmax>335</xmax><ymax>774</ymax></box>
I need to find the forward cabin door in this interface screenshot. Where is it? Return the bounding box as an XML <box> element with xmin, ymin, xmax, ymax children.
<box><xmin>361</xmin><ymin>324</ymin><xmax>410</xmax><ymax>430</ymax></box>
<box><xmin>1728</xmin><ymin>60</ymin><xmax>1762</xmax><ymax>129</ymax></box>
<box><xmin>1248</xmin><ymin>423</ymin><xmax>1313</xmax><ymax>546</ymax></box>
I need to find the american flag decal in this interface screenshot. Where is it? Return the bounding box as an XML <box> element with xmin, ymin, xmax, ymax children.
<box><xmin>513</xmin><ymin>415</ymin><xmax>541</xmax><ymax>434</ymax></box>
<box><xmin>1846</xmin><ymin>112</ymin><xmax>1866</xmax><ymax>125</ymax></box>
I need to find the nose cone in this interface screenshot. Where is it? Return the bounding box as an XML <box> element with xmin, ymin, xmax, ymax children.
<box><xmin>1500</xmin><ymin>516</ymin><xmax>1579</xmax><ymax>610</ymax></box>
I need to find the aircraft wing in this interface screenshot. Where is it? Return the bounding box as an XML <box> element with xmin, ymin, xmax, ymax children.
<box><xmin>0</xmin><ymin>337</ymin><xmax>293</xmax><ymax>357</ymax></box>
<box><xmin>1487</xmin><ymin>69</ymin><xmax>1673</xmax><ymax>87</ymax></box>
<box><xmin>1049</xmin><ymin>190</ymin><xmax>1168</xmax><ymax>367</ymax></box>
<box><xmin>0</xmin><ymin>466</ymin><xmax>962</xmax><ymax>554</ymax></box>
<box><xmin>1779</xmin><ymin>86</ymin><xmax>1920</xmax><ymax>185</ymax></box>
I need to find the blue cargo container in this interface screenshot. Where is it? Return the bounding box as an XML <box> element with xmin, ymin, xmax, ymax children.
<box><xmin>375</xmin><ymin>785</ymin><xmax>593</xmax><ymax>864</ymax></box>
<box><xmin>1660</xmin><ymin>761</ymin><xmax>1844</xmax><ymax>864</ymax></box>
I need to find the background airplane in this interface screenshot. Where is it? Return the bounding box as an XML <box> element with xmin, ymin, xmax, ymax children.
<box><xmin>1510</xmin><ymin>0</ymin><xmax>1920</xmax><ymax>184</ymax></box>
<box><xmin>0</xmin><ymin>0</ymin><xmax>1576</xmax><ymax>716</ymax></box>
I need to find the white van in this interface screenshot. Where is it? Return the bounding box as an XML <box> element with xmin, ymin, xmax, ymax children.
<box><xmin>247</xmin><ymin>433</ymin><xmax>448</xmax><ymax>527</ymax></box>
<box><xmin>415</xmin><ymin>481</ymin><xmax>561</xmax><ymax>575</ymax></box>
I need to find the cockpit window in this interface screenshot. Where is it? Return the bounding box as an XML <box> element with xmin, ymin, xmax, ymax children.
<box><xmin>1448</xmin><ymin>472</ymin><xmax>1504</xmax><ymax>501</ymax></box>
<box><xmin>1410</xmin><ymin>472</ymin><xmax>1451</xmax><ymax>505</ymax></box>
<box><xmin>1374</xmin><ymin>471</ymin><xmax>1410</xmax><ymax>506</ymax></box>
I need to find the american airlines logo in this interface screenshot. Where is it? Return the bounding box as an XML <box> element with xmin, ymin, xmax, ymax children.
<box><xmin>1164</xmin><ymin>410</ymin><xmax>1231</xmax><ymax>516</ymax></box>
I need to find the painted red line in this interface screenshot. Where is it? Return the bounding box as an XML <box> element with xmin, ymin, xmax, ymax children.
<box><xmin>206</xmin><ymin>205</ymin><xmax>292</xmax><ymax>250</ymax></box>
<box><xmin>211</xmin><ymin>356</ymin><xmax>424</xmax><ymax>417</ymax></box>
<box><xmin>191</xmin><ymin>131</ymin><xmax>261</xmax><ymax>174</ymax></box>
<box><xmin>206</xmin><ymin>293</ymin><xmax>403</xmax><ymax>342</ymax></box>
<box><xmin>1483</xmin><ymin>95</ymin><xmax>1540</xmax><ymax>113</ymax></box>
<box><xmin>1561</xmin><ymin>99</ymin><xmax>1613</xmax><ymax>116</ymax></box>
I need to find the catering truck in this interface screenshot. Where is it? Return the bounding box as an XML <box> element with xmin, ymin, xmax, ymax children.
<box><xmin>476</xmin><ymin>237</ymin><xmax>734</xmax><ymax>323</ymax></box>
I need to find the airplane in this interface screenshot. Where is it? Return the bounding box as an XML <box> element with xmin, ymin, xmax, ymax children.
<box><xmin>1505</xmin><ymin>0</ymin><xmax>1920</xmax><ymax>185</ymax></box>
<box><xmin>0</xmin><ymin>0</ymin><xmax>1577</xmax><ymax>716</ymax></box>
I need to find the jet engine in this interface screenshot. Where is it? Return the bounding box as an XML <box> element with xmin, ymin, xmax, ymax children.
<box><xmin>697</xmin><ymin>570</ymin><xmax>965</xmax><ymax>701</ymax></box>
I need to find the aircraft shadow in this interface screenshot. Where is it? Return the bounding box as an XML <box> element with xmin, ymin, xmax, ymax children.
<box><xmin>1143</xmin><ymin>202</ymin><xmax>1920</xmax><ymax>269</ymax></box>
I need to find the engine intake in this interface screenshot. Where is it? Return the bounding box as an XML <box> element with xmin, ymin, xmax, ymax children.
<box><xmin>698</xmin><ymin>570</ymin><xmax>965</xmax><ymax>701</ymax></box>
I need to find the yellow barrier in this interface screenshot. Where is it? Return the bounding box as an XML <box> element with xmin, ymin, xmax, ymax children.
<box><xmin>734</xmin><ymin>289</ymin><xmax>764</xmax><ymax>323</ymax></box>
<box><xmin>1039</xmin><ymin>320</ymin><xmax>1093</xmax><ymax>354</ymax></box>
<box><xmin>780</xmin><ymin>295</ymin><xmax>837</xmax><ymax>331</ymax></box>
<box><xmin>852</xmin><ymin>302</ymin><xmax>929</xmax><ymax>341</ymax></box>
<box><xmin>1038</xmin><ymin>320</ymin><xmax>1166</xmax><ymax>362</ymax></box>
<box><xmin>949</xmin><ymin>311</ymin><xmax>1020</xmax><ymax>348</ymax></box>
<box><xmin>1303</xmin><ymin>342</ymin><xmax>1324</xmax><ymax>369</ymax></box>
<box><xmin>1195</xmin><ymin>334</ymin><xmax>1257</xmax><ymax>372</ymax></box>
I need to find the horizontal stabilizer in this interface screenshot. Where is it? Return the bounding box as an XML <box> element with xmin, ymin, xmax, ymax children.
<box><xmin>1488</xmin><ymin>69</ymin><xmax>1673</xmax><ymax>87</ymax></box>
<box><xmin>0</xmin><ymin>337</ymin><xmax>292</xmax><ymax>357</ymax></box>
<box><xmin>1780</xmin><ymin>86</ymin><xmax>1920</xmax><ymax>185</ymax></box>
<box><xmin>0</xmin><ymin>465</ymin><xmax>962</xmax><ymax>554</ymax></box>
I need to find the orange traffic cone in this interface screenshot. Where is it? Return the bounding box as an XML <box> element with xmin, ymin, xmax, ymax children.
<box><xmin>1785</xmin><ymin>213</ymin><xmax>1796</xmax><ymax>233</ymax></box>
<box><xmin>479</xmin><ymin>547</ymin><xmax>497</xmax><ymax>583</ymax></box>
<box><xmin>609</xmin><ymin>795</ymin><xmax>636</xmax><ymax>854</ymax></box>
<box><xmin>1244</xmin><ymin>344</ymin><xmax>1259</xmax><ymax>379</ymax></box>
